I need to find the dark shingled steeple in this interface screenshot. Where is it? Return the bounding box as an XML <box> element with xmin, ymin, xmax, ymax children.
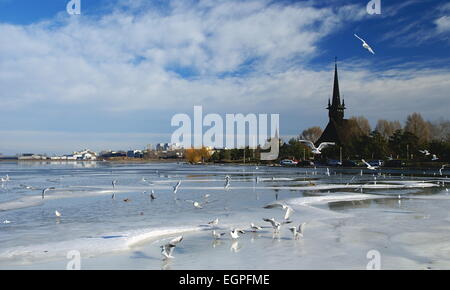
<box><xmin>327</xmin><ymin>58</ymin><xmax>345</xmax><ymax>123</ymax></box>
<box><xmin>316</xmin><ymin>59</ymin><xmax>361</xmax><ymax>147</ymax></box>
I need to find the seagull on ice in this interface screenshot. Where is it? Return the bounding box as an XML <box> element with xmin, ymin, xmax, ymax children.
<box><xmin>362</xmin><ymin>159</ymin><xmax>378</xmax><ymax>170</ymax></box>
<box><xmin>41</xmin><ymin>187</ymin><xmax>56</xmax><ymax>199</ymax></box>
<box><xmin>173</xmin><ymin>180</ymin><xmax>181</xmax><ymax>194</ymax></box>
<box><xmin>419</xmin><ymin>150</ymin><xmax>431</xmax><ymax>156</ymax></box>
<box><xmin>230</xmin><ymin>228</ymin><xmax>241</xmax><ymax>239</ymax></box>
<box><xmin>263</xmin><ymin>218</ymin><xmax>292</xmax><ymax>233</ymax></box>
<box><xmin>224</xmin><ymin>175</ymin><xmax>231</xmax><ymax>190</ymax></box>
<box><xmin>212</xmin><ymin>230</ymin><xmax>225</xmax><ymax>240</ymax></box>
<box><xmin>112</xmin><ymin>180</ymin><xmax>117</xmax><ymax>189</ymax></box>
<box><xmin>150</xmin><ymin>190</ymin><xmax>156</xmax><ymax>200</ymax></box>
<box><xmin>2</xmin><ymin>220</ymin><xmax>11</xmax><ymax>224</ymax></box>
<box><xmin>250</xmin><ymin>223</ymin><xmax>262</xmax><ymax>232</ymax></box>
<box><xmin>208</xmin><ymin>218</ymin><xmax>219</xmax><ymax>227</ymax></box>
<box><xmin>354</xmin><ymin>34</ymin><xmax>375</xmax><ymax>54</ymax></box>
<box><xmin>299</xmin><ymin>140</ymin><xmax>336</xmax><ymax>155</ymax></box>
<box><xmin>55</xmin><ymin>210</ymin><xmax>62</xmax><ymax>217</ymax></box>
<box><xmin>160</xmin><ymin>235</ymin><xmax>184</xmax><ymax>259</ymax></box>
<box><xmin>263</xmin><ymin>202</ymin><xmax>295</xmax><ymax>220</ymax></box>
<box><xmin>289</xmin><ymin>223</ymin><xmax>306</xmax><ymax>240</ymax></box>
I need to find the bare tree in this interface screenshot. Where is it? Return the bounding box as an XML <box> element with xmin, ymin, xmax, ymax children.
<box><xmin>300</xmin><ymin>126</ymin><xmax>323</xmax><ymax>143</ymax></box>
<box><xmin>404</xmin><ymin>112</ymin><xmax>431</xmax><ymax>144</ymax></box>
<box><xmin>350</xmin><ymin>116</ymin><xmax>371</xmax><ymax>136</ymax></box>
<box><xmin>375</xmin><ymin>119</ymin><xmax>402</xmax><ymax>139</ymax></box>
<box><xmin>428</xmin><ymin>118</ymin><xmax>450</xmax><ymax>142</ymax></box>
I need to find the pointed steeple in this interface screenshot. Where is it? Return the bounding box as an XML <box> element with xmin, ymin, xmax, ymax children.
<box><xmin>328</xmin><ymin>58</ymin><xmax>345</xmax><ymax>122</ymax></box>
<box><xmin>331</xmin><ymin>58</ymin><xmax>341</xmax><ymax>107</ymax></box>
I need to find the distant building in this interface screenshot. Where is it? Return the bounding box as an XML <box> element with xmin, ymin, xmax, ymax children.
<box><xmin>316</xmin><ymin>60</ymin><xmax>363</xmax><ymax>146</ymax></box>
<box><xmin>127</xmin><ymin>150</ymin><xmax>144</xmax><ymax>158</ymax></box>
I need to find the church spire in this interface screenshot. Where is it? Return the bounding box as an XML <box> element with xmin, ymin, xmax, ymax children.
<box><xmin>328</xmin><ymin>58</ymin><xmax>345</xmax><ymax>122</ymax></box>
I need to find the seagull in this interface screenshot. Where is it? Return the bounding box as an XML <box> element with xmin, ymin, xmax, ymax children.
<box><xmin>326</xmin><ymin>168</ymin><xmax>330</xmax><ymax>176</ymax></box>
<box><xmin>289</xmin><ymin>223</ymin><xmax>306</xmax><ymax>240</ymax></box>
<box><xmin>161</xmin><ymin>243</ymin><xmax>176</xmax><ymax>260</ymax></box>
<box><xmin>169</xmin><ymin>235</ymin><xmax>183</xmax><ymax>246</ymax></box>
<box><xmin>212</xmin><ymin>230</ymin><xmax>225</xmax><ymax>240</ymax></box>
<box><xmin>208</xmin><ymin>218</ymin><xmax>219</xmax><ymax>227</ymax></box>
<box><xmin>224</xmin><ymin>175</ymin><xmax>231</xmax><ymax>190</ymax></box>
<box><xmin>354</xmin><ymin>33</ymin><xmax>375</xmax><ymax>54</ymax></box>
<box><xmin>439</xmin><ymin>165</ymin><xmax>449</xmax><ymax>176</ymax></box>
<box><xmin>419</xmin><ymin>150</ymin><xmax>431</xmax><ymax>156</ymax></box>
<box><xmin>173</xmin><ymin>180</ymin><xmax>181</xmax><ymax>194</ymax></box>
<box><xmin>2</xmin><ymin>220</ymin><xmax>11</xmax><ymax>224</ymax></box>
<box><xmin>431</xmin><ymin>154</ymin><xmax>439</xmax><ymax>161</ymax></box>
<box><xmin>299</xmin><ymin>140</ymin><xmax>335</xmax><ymax>155</ymax></box>
<box><xmin>263</xmin><ymin>203</ymin><xmax>295</xmax><ymax>220</ymax></box>
<box><xmin>263</xmin><ymin>218</ymin><xmax>291</xmax><ymax>233</ymax></box>
<box><xmin>55</xmin><ymin>210</ymin><xmax>62</xmax><ymax>217</ymax></box>
<box><xmin>150</xmin><ymin>190</ymin><xmax>156</xmax><ymax>200</ymax></box>
<box><xmin>230</xmin><ymin>228</ymin><xmax>240</xmax><ymax>239</ymax></box>
<box><xmin>250</xmin><ymin>223</ymin><xmax>262</xmax><ymax>232</ymax></box>
<box><xmin>112</xmin><ymin>180</ymin><xmax>117</xmax><ymax>189</ymax></box>
<box><xmin>362</xmin><ymin>159</ymin><xmax>378</xmax><ymax>170</ymax></box>
<box><xmin>41</xmin><ymin>187</ymin><xmax>55</xmax><ymax>199</ymax></box>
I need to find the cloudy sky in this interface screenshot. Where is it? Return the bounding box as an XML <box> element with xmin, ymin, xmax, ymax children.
<box><xmin>0</xmin><ymin>0</ymin><xmax>449</xmax><ymax>155</ymax></box>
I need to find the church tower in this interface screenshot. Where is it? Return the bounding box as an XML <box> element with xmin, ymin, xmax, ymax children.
<box><xmin>316</xmin><ymin>59</ymin><xmax>361</xmax><ymax>147</ymax></box>
<box><xmin>327</xmin><ymin>60</ymin><xmax>345</xmax><ymax>123</ymax></box>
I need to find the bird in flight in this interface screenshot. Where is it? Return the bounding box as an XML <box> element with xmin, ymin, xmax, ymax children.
<box><xmin>263</xmin><ymin>203</ymin><xmax>295</xmax><ymax>220</ymax></box>
<box><xmin>161</xmin><ymin>235</ymin><xmax>183</xmax><ymax>260</ymax></box>
<box><xmin>354</xmin><ymin>34</ymin><xmax>375</xmax><ymax>54</ymax></box>
<box><xmin>289</xmin><ymin>223</ymin><xmax>306</xmax><ymax>240</ymax></box>
<box><xmin>299</xmin><ymin>140</ymin><xmax>336</xmax><ymax>155</ymax></box>
<box><xmin>362</xmin><ymin>159</ymin><xmax>378</xmax><ymax>170</ymax></box>
<box><xmin>41</xmin><ymin>187</ymin><xmax>56</xmax><ymax>199</ymax></box>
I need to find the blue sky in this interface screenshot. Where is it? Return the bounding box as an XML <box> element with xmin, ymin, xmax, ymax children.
<box><xmin>0</xmin><ymin>0</ymin><xmax>449</xmax><ymax>154</ymax></box>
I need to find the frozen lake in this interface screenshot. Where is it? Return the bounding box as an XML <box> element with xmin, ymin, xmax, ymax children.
<box><xmin>0</xmin><ymin>161</ymin><xmax>449</xmax><ymax>270</ymax></box>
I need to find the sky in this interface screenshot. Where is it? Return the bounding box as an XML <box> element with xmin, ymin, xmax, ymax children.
<box><xmin>0</xmin><ymin>0</ymin><xmax>449</xmax><ymax>155</ymax></box>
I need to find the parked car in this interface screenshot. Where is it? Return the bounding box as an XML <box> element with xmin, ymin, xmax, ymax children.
<box><xmin>280</xmin><ymin>159</ymin><xmax>298</xmax><ymax>166</ymax></box>
<box><xmin>342</xmin><ymin>160</ymin><xmax>357</xmax><ymax>167</ymax></box>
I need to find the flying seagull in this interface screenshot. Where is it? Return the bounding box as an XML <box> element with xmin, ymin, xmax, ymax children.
<box><xmin>263</xmin><ymin>218</ymin><xmax>292</xmax><ymax>233</ymax></box>
<box><xmin>55</xmin><ymin>210</ymin><xmax>62</xmax><ymax>217</ymax></box>
<box><xmin>289</xmin><ymin>223</ymin><xmax>306</xmax><ymax>240</ymax></box>
<box><xmin>299</xmin><ymin>140</ymin><xmax>336</xmax><ymax>155</ymax></box>
<box><xmin>173</xmin><ymin>180</ymin><xmax>181</xmax><ymax>194</ymax></box>
<box><xmin>263</xmin><ymin>203</ymin><xmax>295</xmax><ymax>220</ymax></box>
<box><xmin>161</xmin><ymin>244</ymin><xmax>176</xmax><ymax>260</ymax></box>
<box><xmin>41</xmin><ymin>187</ymin><xmax>56</xmax><ymax>199</ymax></box>
<box><xmin>419</xmin><ymin>150</ymin><xmax>431</xmax><ymax>156</ymax></box>
<box><xmin>362</xmin><ymin>159</ymin><xmax>378</xmax><ymax>170</ymax></box>
<box><xmin>354</xmin><ymin>34</ymin><xmax>375</xmax><ymax>54</ymax></box>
